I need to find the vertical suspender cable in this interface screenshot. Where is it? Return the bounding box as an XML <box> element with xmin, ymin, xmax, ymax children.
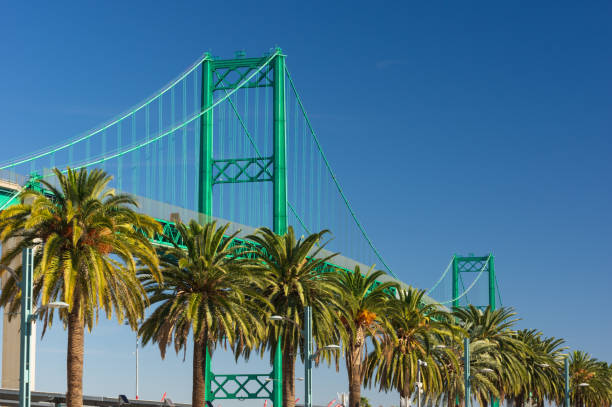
<box><xmin>264</xmin><ymin>86</ymin><xmax>269</xmax><ymax>227</ymax></box>
<box><xmin>254</xmin><ymin>80</ymin><xmax>260</xmax><ymax>224</ymax></box>
<box><xmin>101</xmin><ymin>131</ymin><xmax>106</xmax><ymax>172</ymax></box>
<box><xmin>219</xmin><ymin>97</ymin><xmax>225</xmax><ymax>219</ymax></box>
<box><xmin>170</xmin><ymin>87</ymin><xmax>176</xmax><ymax>204</ymax></box>
<box><xmin>145</xmin><ymin>106</ymin><xmax>151</xmax><ymax>200</ymax></box>
<box><xmin>158</xmin><ymin>96</ymin><xmax>163</xmax><ymax>202</ymax></box>
<box><xmin>193</xmin><ymin>68</ymin><xmax>199</xmax><ymax>212</ymax></box>
<box><xmin>117</xmin><ymin>123</ymin><xmax>122</xmax><ymax>191</ymax></box>
<box><xmin>182</xmin><ymin>79</ymin><xmax>187</xmax><ymax>208</ymax></box>
<box><xmin>132</xmin><ymin>113</ymin><xmax>138</xmax><ymax>196</ymax></box>
<box><xmin>229</xmin><ymin>93</ymin><xmax>235</xmax><ymax>222</ymax></box>
<box><xmin>292</xmin><ymin>96</ymin><xmax>298</xmax><ymax>228</ymax></box>
<box><xmin>69</xmin><ymin>146</ymin><xmax>74</xmax><ymax>171</ymax></box>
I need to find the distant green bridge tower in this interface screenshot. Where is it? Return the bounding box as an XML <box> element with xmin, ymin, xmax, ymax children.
<box><xmin>452</xmin><ymin>254</ymin><xmax>497</xmax><ymax>310</ymax></box>
<box><xmin>452</xmin><ymin>254</ymin><xmax>500</xmax><ymax>407</ymax></box>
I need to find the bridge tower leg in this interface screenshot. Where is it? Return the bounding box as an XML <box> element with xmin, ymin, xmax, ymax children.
<box><xmin>198</xmin><ymin>53</ymin><xmax>214</xmax><ymax>216</ymax></box>
<box><xmin>490</xmin><ymin>256</ymin><xmax>499</xmax><ymax>407</ymax></box>
<box><xmin>488</xmin><ymin>255</ymin><xmax>496</xmax><ymax>311</ymax></box>
<box><xmin>451</xmin><ymin>255</ymin><xmax>458</xmax><ymax>310</ymax></box>
<box><xmin>272</xmin><ymin>49</ymin><xmax>287</xmax><ymax>235</ymax></box>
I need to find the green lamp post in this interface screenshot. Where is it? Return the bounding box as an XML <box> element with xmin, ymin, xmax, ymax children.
<box><xmin>11</xmin><ymin>248</ymin><xmax>68</xmax><ymax>407</ymax></box>
<box><xmin>270</xmin><ymin>306</ymin><xmax>340</xmax><ymax>407</ymax></box>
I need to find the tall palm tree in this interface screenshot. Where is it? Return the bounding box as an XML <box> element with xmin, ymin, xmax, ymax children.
<box><xmin>512</xmin><ymin>329</ymin><xmax>565</xmax><ymax>407</ymax></box>
<box><xmin>453</xmin><ymin>306</ymin><xmax>528</xmax><ymax>405</ymax></box>
<box><xmin>139</xmin><ymin>220</ymin><xmax>268</xmax><ymax>407</ymax></box>
<box><xmin>329</xmin><ymin>266</ymin><xmax>398</xmax><ymax>407</ymax></box>
<box><xmin>438</xmin><ymin>337</ymin><xmax>500</xmax><ymax>407</ymax></box>
<box><xmin>0</xmin><ymin>167</ymin><xmax>160</xmax><ymax>407</ymax></box>
<box><xmin>247</xmin><ymin>226</ymin><xmax>340</xmax><ymax>407</ymax></box>
<box><xmin>365</xmin><ymin>287</ymin><xmax>459</xmax><ymax>406</ymax></box>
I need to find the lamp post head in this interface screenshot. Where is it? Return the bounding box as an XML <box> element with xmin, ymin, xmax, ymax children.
<box><xmin>323</xmin><ymin>345</ymin><xmax>341</xmax><ymax>351</ymax></box>
<box><xmin>47</xmin><ymin>301</ymin><xmax>69</xmax><ymax>310</ymax></box>
<box><xmin>418</xmin><ymin>360</ymin><xmax>428</xmax><ymax>367</ymax></box>
<box><xmin>578</xmin><ymin>383</ymin><xmax>590</xmax><ymax>387</ymax></box>
<box><xmin>537</xmin><ymin>363</ymin><xmax>550</xmax><ymax>368</ymax></box>
<box><xmin>270</xmin><ymin>315</ymin><xmax>284</xmax><ymax>321</ymax></box>
<box><xmin>481</xmin><ymin>368</ymin><xmax>495</xmax><ymax>373</ymax></box>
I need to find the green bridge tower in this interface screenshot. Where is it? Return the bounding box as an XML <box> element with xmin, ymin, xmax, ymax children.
<box><xmin>198</xmin><ymin>49</ymin><xmax>287</xmax><ymax>406</ymax></box>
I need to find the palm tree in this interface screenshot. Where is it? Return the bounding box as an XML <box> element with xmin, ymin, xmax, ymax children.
<box><xmin>512</xmin><ymin>329</ymin><xmax>565</xmax><ymax>407</ymax></box>
<box><xmin>430</xmin><ymin>332</ymin><xmax>500</xmax><ymax>407</ymax></box>
<box><xmin>568</xmin><ymin>350</ymin><xmax>612</xmax><ymax>407</ymax></box>
<box><xmin>139</xmin><ymin>220</ymin><xmax>267</xmax><ymax>407</ymax></box>
<box><xmin>247</xmin><ymin>226</ymin><xmax>340</xmax><ymax>407</ymax></box>
<box><xmin>453</xmin><ymin>306</ymin><xmax>528</xmax><ymax>406</ymax></box>
<box><xmin>0</xmin><ymin>167</ymin><xmax>160</xmax><ymax>407</ymax></box>
<box><xmin>365</xmin><ymin>287</ymin><xmax>459</xmax><ymax>406</ymax></box>
<box><xmin>329</xmin><ymin>266</ymin><xmax>398</xmax><ymax>407</ymax></box>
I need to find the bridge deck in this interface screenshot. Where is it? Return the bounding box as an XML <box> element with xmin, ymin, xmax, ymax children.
<box><xmin>0</xmin><ymin>179</ymin><xmax>441</xmax><ymax>307</ymax></box>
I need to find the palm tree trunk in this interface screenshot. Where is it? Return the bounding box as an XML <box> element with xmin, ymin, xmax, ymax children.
<box><xmin>66</xmin><ymin>302</ymin><xmax>84</xmax><ymax>407</ymax></box>
<box><xmin>400</xmin><ymin>364</ymin><xmax>411</xmax><ymax>407</ymax></box>
<box><xmin>346</xmin><ymin>343</ymin><xmax>362</xmax><ymax>407</ymax></box>
<box><xmin>192</xmin><ymin>330</ymin><xmax>206</xmax><ymax>407</ymax></box>
<box><xmin>400</xmin><ymin>378</ymin><xmax>411</xmax><ymax>406</ymax></box>
<box><xmin>282</xmin><ymin>342</ymin><xmax>296</xmax><ymax>407</ymax></box>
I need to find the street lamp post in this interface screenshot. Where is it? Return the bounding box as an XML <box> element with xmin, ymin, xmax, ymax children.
<box><xmin>270</xmin><ymin>306</ymin><xmax>340</xmax><ymax>407</ymax></box>
<box><xmin>564</xmin><ymin>357</ymin><xmax>570</xmax><ymax>407</ymax></box>
<box><xmin>464</xmin><ymin>338</ymin><xmax>470</xmax><ymax>407</ymax></box>
<box><xmin>135</xmin><ymin>334</ymin><xmax>139</xmax><ymax>399</ymax></box>
<box><xmin>17</xmin><ymin>248</ymin><xmax>69</xmax><ymax>407</ymax></box>
<box><xmin>416</xmin><ymin>360</ymin><xmax>427</xmax><ymax>407</ymax></box>
<box><xmin>305</xmin><ymin>306</ymin><xmax>312</xmax><ymax>407</ymax></box>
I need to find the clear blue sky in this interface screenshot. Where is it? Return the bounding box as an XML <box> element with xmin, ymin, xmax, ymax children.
<box><xmin>1</xmin><ymin>2</ymin><xmax>611</xmax><ymax>406</ymax></box>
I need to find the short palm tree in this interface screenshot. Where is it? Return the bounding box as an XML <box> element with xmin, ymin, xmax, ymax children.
<box><xmin>0</xmin><ymin>167</ymin><xmax>160</xmax><ymax>407</ymax></box>
<box><xmin>247</xmin><ymin>226</ymin><xmax>340</xmax><ymax>407</ymax></box>
<box><xmin>139</xmin><ymin>220</ymin><xmax>267</xmax><ymax>407</ymax></box>
<box><xmin>329</xmin><ymin>266</ymin><xmax>398</xmax><ymax>407</ymax></box>
<box><xmin>365</xmin><ymin>287</ymin><xmax>459</xmax><ymax>405</ymax></box>
<box><xmin>568</xmin><ymin>350</ymin><xmax>612</xmax><ymax>407</ymax></box>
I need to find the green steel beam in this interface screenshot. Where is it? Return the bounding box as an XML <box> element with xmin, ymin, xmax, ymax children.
<box><xmin>272</xmin><ymin>49</ymin><xmax>287</xmax><ymax>234</ymax></box>
<box><xmin>212</xmin><ymin>57</ymin><xmax>270</xmax><ymax>70</ymax></box>
<box><xmin>198</xmin><ymin>54</ymin><xmax>213</xmax><ymax>215</ymax></box>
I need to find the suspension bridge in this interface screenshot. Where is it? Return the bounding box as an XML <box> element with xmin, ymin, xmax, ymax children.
<box><xmin>0</xmin><ymin>48</ymin><xmax>501</xmax><ymax>402</ymax></box>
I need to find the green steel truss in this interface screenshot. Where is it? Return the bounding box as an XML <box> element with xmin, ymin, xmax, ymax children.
<box><xmin>212</xmin><ymin>157</ymin><xmax>274</xmax><ymax>185</ymax></box>
<box><xmin>209</xmin><ymin>373</ymin><xmax>273</xmax><ymax>400</ymax></box>
<box><xmin>212</xmin><ymin>56</ymin><xmax>274</xmax><ymax>91</ymax></box>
